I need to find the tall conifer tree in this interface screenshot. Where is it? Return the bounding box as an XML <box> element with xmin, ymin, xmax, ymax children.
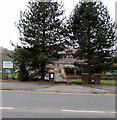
<box><xmin>15</xmin><ymin>0</ymin><xmax>65</xmax><ymax>80</ymax></box>
<box><xmin>67</xmin><ymin>1</ymin><xmax>117</xmax><ymax>82</ymax></box>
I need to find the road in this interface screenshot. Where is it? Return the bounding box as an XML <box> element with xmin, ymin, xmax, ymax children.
<box><xmin>1</xmin><ymin>91</ymin><xmax>116</xmax><ymax>118</ymax></box>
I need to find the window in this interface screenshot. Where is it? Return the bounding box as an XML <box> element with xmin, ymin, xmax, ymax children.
<box><xmin>59</xmin><ymin>64</ymin><xmax>63</xmax><ymax>66</ymax></box>
<box><xmin>49</xmin><ymin>64</ymin><xmax>52</xmax><ymax>66</ymax></box>
<box><xmin>54</xmin><ymin>68</ymin><xmax>58</xmax><ymax>71</ymax></box>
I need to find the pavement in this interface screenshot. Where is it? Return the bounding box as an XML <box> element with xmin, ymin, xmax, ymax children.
<box><xmin>0</xmin><ymin>81</ymin><xmax>116</xmax><ymax>94</ymax></box>
<box><xmin>0</xmin><ymin>73</ymin><xmax>116</xmax><ymax>94</ymax></box>
<box><xmin>37</xmin><ymin>84</ymin><xmax>116</xmax><ymax>94</ymax></box>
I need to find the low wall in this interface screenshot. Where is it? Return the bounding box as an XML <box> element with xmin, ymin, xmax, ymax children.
<box><xmin>101</xmin><ymin>78</ymin><xmax>117</xmax><ymax>80</ymax></box>
<box><xmin>61</xmin><ymin>69</ymin><xmax>117</xmax><ymax>80</ymax></box>
<box><xmin>65</xmin><ymin>75</ymin><xmax>80</xmax><ymax>79</ymax></box>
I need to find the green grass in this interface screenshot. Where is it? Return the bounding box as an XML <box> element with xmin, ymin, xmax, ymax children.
<box><xmin>72</xmin><ymin>79</ymin><xmax>117</xmax><ymax>85</ymax></box>
<box><xmin>101</xmin><ymin>80</ymin><xmax>117</xmax><ymax>84</ymax></box>
<box><xmin>7</xmin><ymin>74</ymin><xmax>19</xmax><ymax>79</ymax></box>
<box><xmin>72</xmin><ymin>79</ymin><xmax>82</xmax><ymax>82</ymax></box>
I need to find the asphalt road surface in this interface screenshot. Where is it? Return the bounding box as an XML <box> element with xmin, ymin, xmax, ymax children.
<box><xmin>1</xmin><ymin>91</ymin><xmax>116</xmax><ymax>118</ymax></box>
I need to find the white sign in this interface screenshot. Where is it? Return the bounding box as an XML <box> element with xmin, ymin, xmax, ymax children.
<box><xmin>51</xmin><ymin>74</ymin><xmax>54</xmax><ymax>78</ymax></box>
<box><xmin>3</xmin><ymin>60</ymin><xmax>13</xmax><ymax>69</ymax></box>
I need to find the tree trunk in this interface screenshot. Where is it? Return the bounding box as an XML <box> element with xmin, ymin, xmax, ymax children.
<box><xmin>88</xmin><ymin>72</ymin><xmax>92</xmax><ymax>84</ymax></box>
<box><xmin>87</xmin><ymin>63</ymin><xmax>92</xmax><ymax>84</ymax></box>
<box><xmin>40</xmin><ymin>62</ymin><xmax>46</xmax><ymax>80</ymax></box>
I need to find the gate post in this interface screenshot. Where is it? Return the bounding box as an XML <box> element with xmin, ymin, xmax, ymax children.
<box><xmin>94</xmin><ymin>74</ymin><xmax>101</xmax><ymax>84</ymax></box>
<box><xmin>49</xmin><ymin>72</ymin><xmax>55</xmax><ymax>84</ymax></box>
<box><xmin>81</xmin><ymin>73</ymin><xmax>89</xmax><ymax>84</ymax></box>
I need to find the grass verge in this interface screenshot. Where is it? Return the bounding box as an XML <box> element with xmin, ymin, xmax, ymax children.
<box><xmin>72</xmin><ymin>79</ymin><xmax>117</xmax><ymax>85</ymax></box>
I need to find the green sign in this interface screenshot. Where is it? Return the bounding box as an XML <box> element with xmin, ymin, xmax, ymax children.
<box><xmin>2</xmin><ymin>60</ymin><xmax>14</xmax><ymax>73</ymax></box>
<box><xmin>2</xmin><ymin>69</ymin><xmax>14</xmax><ymax>73</ymax></box>
<box><xmin>2</xmin><ymin>60</ymin><xmax>14</xmax><ymax>80</ymax></box>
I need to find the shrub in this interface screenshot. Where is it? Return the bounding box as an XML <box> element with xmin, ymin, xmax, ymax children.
<box><xmin>18</xmin><ymin>62</ymin><xmax>29</xmax><ymax>81</ymax></box>
<box><xmin>64</xmin><ymin>67</ymin><xmax>74</xmax><ymax>75</ymax></box>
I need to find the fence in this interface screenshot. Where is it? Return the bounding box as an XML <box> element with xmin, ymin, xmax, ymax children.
<box><xmin>63</xmin><ymin>74</ymin><xmax>117</xmax><ymax>81</ymax></box>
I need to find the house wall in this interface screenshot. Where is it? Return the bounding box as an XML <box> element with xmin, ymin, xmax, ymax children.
<box><xmin>47</xmin><ymin>63</ymin><xmax>64</xmax><ymax>73</ymax></box>
<box><xmin>47</xmin><ymin>63</ymin><xmax>75</xmax><ymax>73</ymax></box>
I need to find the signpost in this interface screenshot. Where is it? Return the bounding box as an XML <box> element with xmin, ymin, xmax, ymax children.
<box><xmin>2</xmin><ymin>60</ymin><xmax>14</xmax><ymax>80</ymax></box>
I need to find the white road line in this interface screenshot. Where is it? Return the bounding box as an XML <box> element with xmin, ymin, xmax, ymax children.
<box><xmin>62</xmin><ymin>110</ymin><xmax>116</xmax><ymax>114</ymax></box>
<box><xmin>0</xmin><ymin>107</ymin><xmax>14</xmax><ymax>110</ymax></box>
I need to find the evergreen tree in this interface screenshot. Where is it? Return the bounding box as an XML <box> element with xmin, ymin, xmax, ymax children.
<box><xmin>16</xmin><ymin>0</ymin><xmax>65</xmax><ymax>80</ymax></box>
<box><xmin>67</xmin><ymin>1</ymin><xmax>117</xmax><ymax>82</ymax></box>
<box><xmin>18</xmin><ymin>61</ymin><xmax>29</xmax><ymax>81</ymax></box>
<box><xmin>11</xmin><ymin>46</ymin><xmax>30</xmax><ymax>81</ymax></box>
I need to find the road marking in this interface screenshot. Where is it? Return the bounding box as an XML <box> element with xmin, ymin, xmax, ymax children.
<box><xmin>62</xmin><ymin>110</ymin><xmax>116</xmax><ymax>114</ymax></box>
<box><xmin>0</xmin><ymin>90</ymin><xmax>116</xmax><ymax>96</ymax></box>
<box><xmin>0</xmin><ymin>107</ymin><xmax>14</xmax><ymax>110</ymax></box>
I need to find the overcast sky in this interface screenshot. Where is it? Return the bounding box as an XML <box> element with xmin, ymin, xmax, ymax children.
<box><xmin>0</xmin><ymin>0</ymin><xmax>116</xmax><ymax>50</ymax></box>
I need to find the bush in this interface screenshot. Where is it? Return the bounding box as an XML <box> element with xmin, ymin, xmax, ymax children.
<box><xmin>18</xmin><ymin>62</ymin><xmax>29</xmax><ymax>81</ymax></box>
<box><xmin>76</xmin><ymin>70</ymin><xmax>82</xmax><ymax>75</ymax></box>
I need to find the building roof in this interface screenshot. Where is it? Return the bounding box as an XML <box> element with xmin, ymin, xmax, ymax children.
<box><xmin>0</xmin><ymin>47</ymin><xmax>13</xmax><ymax>60</ymax></box>
<box><xmin>54</xmin><ymin>57</ymin><xmax>84</xmax><ymax>64</ymax></box>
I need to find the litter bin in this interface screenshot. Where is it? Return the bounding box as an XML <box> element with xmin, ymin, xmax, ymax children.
<box><xmin>49</xmin><ymin>72</ymin><xmax>55</xmax><ymax>84</ymax></box>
